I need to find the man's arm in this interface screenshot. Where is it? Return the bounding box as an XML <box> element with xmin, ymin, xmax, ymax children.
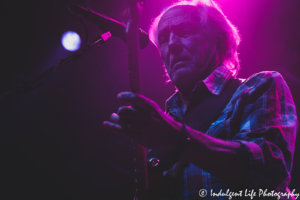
<box><xmin>103</xmin><ymin>72</ymin><xmax>298</xmax><ymax>187</ymax></box>
<box><xmin>178</xmin><ymin>128</ymin><xmax>247</xmax><ymax>183</ymax></box>
<box><xmin>179</xmin><ymin>71</ymin><xmax>298</xmax><ymax>187</ymax></box>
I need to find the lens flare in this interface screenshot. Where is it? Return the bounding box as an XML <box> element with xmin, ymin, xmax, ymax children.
<box><xmin>61</xmin><ymin>31</ymin><xmax>81</xmax><ymax>51</ymax></box>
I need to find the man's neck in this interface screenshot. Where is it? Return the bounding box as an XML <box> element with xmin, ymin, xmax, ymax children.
<box><xmin>179</xmin><ymin>91</ymin><xmax>190</xmax><ymax>114</ymax></box>
<box><xmin>176</xmin><ymin>63</ymin><xmax>222</xmax><ymax>114</ymax></box>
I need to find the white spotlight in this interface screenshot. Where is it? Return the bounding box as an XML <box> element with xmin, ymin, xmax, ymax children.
<box><xmin>61</xmin><ymin>31</ymin><xmax>81</xmax><ymax>51</ymax></box>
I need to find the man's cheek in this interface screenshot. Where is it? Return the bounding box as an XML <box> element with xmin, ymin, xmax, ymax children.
<box><xmin>161</xmin><ymin>52</ymin><xmax>169</xmax><ymax>66</ymax></box>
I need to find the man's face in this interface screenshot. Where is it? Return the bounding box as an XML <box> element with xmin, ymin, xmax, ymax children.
<box><xmin>158</xmin><ymin>5</ymin><xmax>218</xmax><ymax>92</ymax></box>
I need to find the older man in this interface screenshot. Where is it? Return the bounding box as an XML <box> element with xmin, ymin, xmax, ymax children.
<box><xmin>103</xmin><ymin>0</ymin><xmax>298</xmax><ymax>199</ymax></box>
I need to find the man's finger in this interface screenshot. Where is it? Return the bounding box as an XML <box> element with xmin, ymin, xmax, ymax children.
<box><xmin>118</xmin><ymin>106</ymin><xmax>140</xmax><ymax>120</ymax></box>
<box><xmin>110</xmin><ymin>113</ymin><xmax>119</xmax><ymax>123</ymax></box>
<box><xmin>103</xmin><ymin>121</ymin><xmax>124</xmax><ymax>134</ymax></box>
<box><xmin>117</xmin><ymin>92</ymin><xmax>157</xmax><ymax>110</ymax></box>
<box><xmin>103</xmin><ymin>121</ymin><xmax>140</xmax><ymax>139</ymax></box>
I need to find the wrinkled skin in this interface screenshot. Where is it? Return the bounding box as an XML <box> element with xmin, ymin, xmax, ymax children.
<box><xmin>103</xmin><ymin>5</ymin><xmax>219</xmax><ymax>150</ymax></box>
<box><xmin>103</xmin><ymin>5</ymin><xmax>247</xmax><ymax>183</ymax></box>
<box><xmin>158</xmin><ymin>5</ymin><xmax>219</xmax><ymax>98</ymax></box>
<box><xmin>103</xmin><ymin>92</ymin><xmax>182</xmax><ymax>151</ymax></box>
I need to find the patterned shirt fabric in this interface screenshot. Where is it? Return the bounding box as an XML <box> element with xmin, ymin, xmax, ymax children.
<box><xmin>163</xmin><ymin>65</ymin><xmax>298</xmax><ymax>200</ymax></box>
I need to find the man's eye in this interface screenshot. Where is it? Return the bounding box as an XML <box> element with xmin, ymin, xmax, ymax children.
<box><xmin>159</xmin><ymin>35</ymin><xmax>168</xmax><ymax>45</ymax></box>
<box><xmin>178</xmin><ymin>29</ymin><xmax>192</xmax><ymax>36</ymax></box>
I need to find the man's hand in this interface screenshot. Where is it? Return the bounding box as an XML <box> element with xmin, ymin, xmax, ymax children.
<box><xmin>103</xmin><ymin>92</ymin><xmax>250</xmax><ymax>182</ymax></box>
<box><xmin>103</xmin><ymin>91</ymin><xmax>182</xmax><ymax>151</ymax></box>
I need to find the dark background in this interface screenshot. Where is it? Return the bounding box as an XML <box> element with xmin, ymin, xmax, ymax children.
<box><xmin>1</xmin><ymin>0</ymin><xmax>300</xmax><ymax>199</ymax></box>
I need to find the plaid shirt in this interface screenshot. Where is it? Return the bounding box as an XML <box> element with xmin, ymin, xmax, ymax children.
<box><xmin>163</xmin><ymin>65</ymin><xmax>298</xmax><ymax>200</ymax></box>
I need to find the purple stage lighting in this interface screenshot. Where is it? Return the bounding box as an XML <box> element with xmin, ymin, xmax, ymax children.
<box><xmin>61</xmin><ymin>31</ymin><xmax>81</xmax><ymax>51</ymax></box>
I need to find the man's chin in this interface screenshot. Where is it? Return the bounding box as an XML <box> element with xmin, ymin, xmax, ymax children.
<box><xmin>171</xmin><ymin>70</ymin><xmax>199</xmax><ymax>91</ymax></box>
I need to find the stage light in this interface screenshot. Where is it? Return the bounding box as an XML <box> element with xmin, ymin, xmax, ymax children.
<box><xmin>61</xmin><ymin>31</ymin><xmax>81</xmax><ymax>51</ymax></box>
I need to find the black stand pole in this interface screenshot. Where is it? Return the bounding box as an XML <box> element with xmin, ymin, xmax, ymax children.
<box><xmin>0</xmin><ymin>32</ymin><xmax>111</xmax><ymax>107</ymax></box>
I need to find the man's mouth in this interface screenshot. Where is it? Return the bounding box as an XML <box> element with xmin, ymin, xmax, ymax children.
<box><xmin>172</xmin><ymin>61</ymin><xmax>188</xmax><ymax>70</ymax></box>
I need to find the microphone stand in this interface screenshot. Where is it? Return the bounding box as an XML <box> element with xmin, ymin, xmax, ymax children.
<box><xmin>0</xmin><ymin>32</ymin><xmax>111</xmax><ymax>107</ymax></box>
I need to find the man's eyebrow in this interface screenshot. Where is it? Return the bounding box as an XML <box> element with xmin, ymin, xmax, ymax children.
<box><xmin>158</xmin><ymin>21</ymin><xmax>200</xmax><ymax>33</ymax></box>
<box><xmin>158</xmin><ymin>26</ymin><xmax>169</xmax><ymax>36</ymax></box>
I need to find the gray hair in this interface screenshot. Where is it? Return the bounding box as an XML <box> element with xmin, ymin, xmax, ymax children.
<box><xmin>149</xmin><ymin>0</ymin><xmax>241</xmax><ymax>76</ymax></box>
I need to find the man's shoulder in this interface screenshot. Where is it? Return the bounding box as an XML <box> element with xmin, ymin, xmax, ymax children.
<box><xmin>242</xmin><ymin>71</ymin><xmax>286</xmax><ymax>86</ymax></box>
<box><xmin>232</xmin><ymin>71</ymin><xmax>291</xmax><ymax>101</ymax></box>
<box><xmin>238</xmin><ymin>71</ymin><xmax>288</xmax><ymax>92</ymax></box>
<box><xmin>243</xmin><ymin>70</ymin><xmax>283</xmax><ymax>83</ymax></box>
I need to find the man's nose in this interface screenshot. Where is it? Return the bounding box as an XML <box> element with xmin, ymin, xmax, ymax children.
<box><xmin>168</xmin><ymin>32</ymin><xmax>183</xmax><ymax>54</ymax></box>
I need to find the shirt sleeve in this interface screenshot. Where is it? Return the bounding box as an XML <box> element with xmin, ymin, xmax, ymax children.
<box><xmin>231</xmin><ymin>71</ymin><xmax>298</xmax><ymax>189</ymax></box>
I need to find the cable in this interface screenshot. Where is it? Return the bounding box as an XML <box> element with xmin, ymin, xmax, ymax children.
<box><xmin>67</xmin><ymin>3</ymin><xmax>89</xmax><ymax>59</ymax></box>
<box><xmin>0</xmin><ymin>4</ymin><xmax>90</xmax><ymax>105</ymax></box>
<box><xmin>26</xmin><ymin>4</ymin><xmax>90</xmax><ymax>91</ymax></box>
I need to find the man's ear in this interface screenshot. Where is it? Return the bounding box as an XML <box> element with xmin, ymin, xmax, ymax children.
<box><xmin>163</xmin><ymin>65</ymin><xmax>172</xmax><ymax>84</ymax></box>
<box><xmin>215</xmin><ymin>35</ymin><xmax>226</xmax><ymax>66</ymax></box>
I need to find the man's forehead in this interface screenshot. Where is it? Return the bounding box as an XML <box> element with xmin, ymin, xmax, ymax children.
<box><xmin>158</xmin><ymin>5</ymin><xmax>200</xmax><ymax>28</ymax></box>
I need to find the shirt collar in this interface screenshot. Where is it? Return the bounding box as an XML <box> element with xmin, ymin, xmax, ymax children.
<box><xmin>166</xmin><ymin>65</ymin><xmax>233</xmax><ymax>115</ymax></box>
<box><xmin>202</xmin><ymin>64</ymin><xmax>233</xmax><ymax>95</ymax></box>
